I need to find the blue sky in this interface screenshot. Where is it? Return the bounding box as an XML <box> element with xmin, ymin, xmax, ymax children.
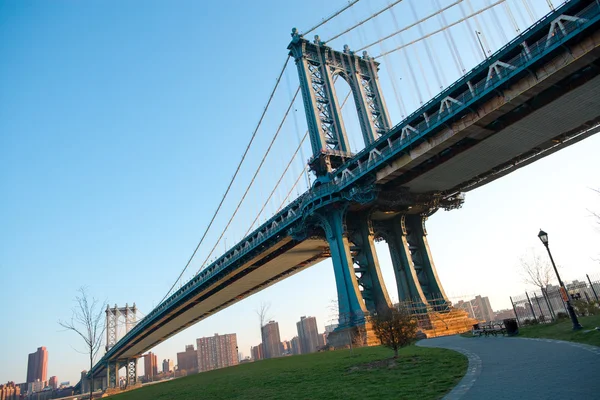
<box><xmin>1</xmin><ymin>0</ymin><xmax>598</xmax><ymax>384</ymax></box>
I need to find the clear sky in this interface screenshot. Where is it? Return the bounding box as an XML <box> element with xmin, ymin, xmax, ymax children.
<box><xmin>1</xmin><ymin>0</ymin><xmax>598</xmax><ymax>385</ymax></box>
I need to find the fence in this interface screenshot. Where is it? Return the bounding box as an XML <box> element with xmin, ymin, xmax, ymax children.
<box><xmin>509</xmin><ymin>273</ymin><xmax>600</xmax><ymax>325</ymax></box>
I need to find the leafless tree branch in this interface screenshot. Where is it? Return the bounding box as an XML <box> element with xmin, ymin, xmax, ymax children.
<box><xmin>519</xmin><ymin>249</ymin><xmax>553</xmax><ymax>290</ymax></box>
<box><xmin>58</xmin><ymin>287</ymin><xmax>106</xmax><ymax>399</ymax></box>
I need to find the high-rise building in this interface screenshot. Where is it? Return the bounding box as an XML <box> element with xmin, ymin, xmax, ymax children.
<box><xmin>162</xmin><ymin>359</ymin><xmax>173</xmax><ymax>373</ymax></box>
<box><xmin>297</xmin><ymin>316</ymin><xmax>320</xmax><ymax>354</ymax></box>
<box><xmin>251</xmin><ymin>344</ymin><xmax>264</xmax><ymax>361</ymax></box>
<box><xmin>291</xmin><ymin>336</ymin><xmax>301</xmax><ymax>355</ymax></box>
<box><xmin>177</xmin><ymin>344</ymin><xmax>198</xmax><ymax>373</ymax></box>
<box><xmin>261</xmin><ymin>321</ymin><xmax>282</xmax><ymax>359</ymax></box>
<box><xmin>196</xmin><ymin>333</ymin><xmax>238</xmax><ymax>372</ymax></box>
<box><xmin>456</xmin><ymin>295</ymin><xmax>495</xmax><ymax>322</ymax></box>
<box><xmin>48</xmin><ymin>376</ymin><xmax>58</xmax><ymax>389</ymax></box>
<box><xmin>26</xmin><ymin>347</ymin><xmax>48</xmax><ymax>384</ymax></box>
<box><xmin>317</xmin><ymin>333</ymin><xmax>327</xmax><ymax>348</ymax></box>
<box><xmin>0</xmin><ymin>382</ymin><xmax>21</xmax><ymax>399</ymax></box>
<box><xmin>143</xmin><ymin>352</ymin><xmax>158</xmax><ymax>380</ymax></box>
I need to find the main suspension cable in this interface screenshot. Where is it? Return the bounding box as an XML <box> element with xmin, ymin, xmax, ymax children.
<box><xmin>357</xmin><ymin>0</ymin><xmax>464</xmax><ymax>52</ymax></box>
<box><xmin>195</xmin><ymin>87</ymin><xmax>301</xmax><ymax>275</ymax></box>
<box><xmin>326</xmin><ymin>0</ymin><xmax>404</xmax><ymax>42</ymax></box>
<box><xmin>303</xmin><ymin>0</ymin><xmax>361</xmax><ymax>35</ymax></box>
<box><xmin>375</xmin><ymin>0</ymin><xmax>506</xmax><ymax>58</ymax></box>
<box><xmin>158</xmin><ymin>56</ymin><xmax>291</xmax><ymax>304</ymax></box>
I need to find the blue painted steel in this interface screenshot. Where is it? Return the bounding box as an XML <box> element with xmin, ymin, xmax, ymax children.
<box><xmin>316</xmin><ymin>207</ymin><xmax>368</xmax><ymax>327</ymax></box>
<box><xmin>89</xmin><ymin>1</ymin><xmax>600</xmax><ymax>377</ymax></box>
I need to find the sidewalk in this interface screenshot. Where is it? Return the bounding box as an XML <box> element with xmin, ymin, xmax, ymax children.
<box><xmin>417</xmin><ymin>335</ymin><xmax>600</xmax><ymax>400</ymax></box>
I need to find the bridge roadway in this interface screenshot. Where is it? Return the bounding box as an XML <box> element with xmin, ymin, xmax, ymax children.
<box><xmin>90</xmin><ymin>0</ymin><xmax>600</xmax><ymax>381</ymax></box>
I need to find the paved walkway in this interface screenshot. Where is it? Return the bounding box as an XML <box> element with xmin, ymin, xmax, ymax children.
<box><xmin>417</xmin><ymin>335</ymin><xmax>600</xmax><ymax>400</ymax></box>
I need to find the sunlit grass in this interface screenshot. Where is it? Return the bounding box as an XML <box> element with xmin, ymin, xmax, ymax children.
<box><xmin>111</xmin><ymin>345</ymin><xmax>467</xmax><ymax>400</ymax></box>
<box><xmin>517</xmin><ymin>315</ymin><xmax>600</xmax><ymax>347</ymax></box>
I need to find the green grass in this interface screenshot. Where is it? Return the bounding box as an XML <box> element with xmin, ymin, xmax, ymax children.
<box><xmin>517</xmin><ymin>315</ymin><xmax>600</xmax><ymax>347</ymax></box>
<box><xmin>111</xmin><ymin>346</ymin><xmax>467</xmax><ymax>400</ymax></box>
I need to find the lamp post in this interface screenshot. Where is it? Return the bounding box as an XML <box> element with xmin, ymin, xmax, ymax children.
<box><xmin>537</xmin><ymin>229</ymin><xmax>582</xmax><ymax>330</ymax></box>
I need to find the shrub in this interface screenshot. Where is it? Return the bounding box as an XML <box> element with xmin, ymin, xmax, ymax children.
<box><xmin>371</xmin><ymin>306</ymin><xmax>417</xmax><ymax>358</ymax></box>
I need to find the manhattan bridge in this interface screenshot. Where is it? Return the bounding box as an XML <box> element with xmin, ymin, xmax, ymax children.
<box><xmin>78</xmin><ymin>0</ymin><xmax>600</xmax><ymax>392</ymax></box>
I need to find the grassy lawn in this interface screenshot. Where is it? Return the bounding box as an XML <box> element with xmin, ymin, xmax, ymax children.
<box><xmin>460</xmin><ymin>315</ymin><xmax>600</xmax><ymax>346</ymax></box>
<box><xmin>517</xmin><ymin>315</ymin><xmax>600</xmax><ymax>347</ymax></box>
<box><xmin>111</xmin><ymin>345</ymin><xmax>467</xmax><ymax>400</ymax></box>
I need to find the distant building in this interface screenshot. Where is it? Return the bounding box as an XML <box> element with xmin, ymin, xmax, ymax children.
<box><xmin>0</xmin><ymin>382</ymin><xmax>21</xmax><ymax>399</ymax></box>
<box><xmin>26</xmin><ymin>347</ymin><xmax>48</xmax><ymax>384</ymax></box>
<box><xmin>291</xmin><ymin>336</ymin><xmax>301</xmax><ymax>355</ymax></box>
<box><xmin>494</xmin><ymin>308</ymin><xmax>516</xmax><ymax>321</ymax></box>
<box><xmin>324</xmin><ymin>324</ymin><xmax>338</xmax><ymax>334</ymax></box>
<box><xmin>261</xmin><ymin>321</ymin><xmax>282</xmax><ymax>359</ymax></box>
<box><xmin>317</xmin><ymin>333</ymin><xmax>327</xmax><ymax>348</ymax></box>
<box><xmin>143</xmin><ymin>352</ymin><xmax>158</xmax><ymax>380</ymax></box>
<box><xmin>297</xmin><ymin>316</ymin><xmax>320</xmax><ymax>354</ymax></box>
<box><xmin>197</xmin><ymin>333</ymin><xmax>238</xmax><ymax>372</ymax></box>
<box><xmin>177</xmin><ymin>344</ymin><xmax>198</xmax><ymax>373</ymax></box>
<box><xmin>456</xmin><ymin>295</ymin><xmax>495</xmax><ymax>322</ymax></box>
<box><xmin>27</xmin><ymin>379</ymin><xmax>45</xmax><ymax>394</ymax></box>
<box><xmin>48</xmin><ymin>376</ymin><xmax>58</xmax><ymax>389</ymax></box>
<box><xmin>162</xmin><ymin>359</ymin><xmax>174</xmax><ymax>373</ymax></box>
<box><xmin>251</xmin><ymin>344</ymin><xmax>264</xmax><ymax>361</ymax></box>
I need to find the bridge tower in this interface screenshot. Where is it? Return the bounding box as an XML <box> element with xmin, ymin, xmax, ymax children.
<box><xmin>105</xmin><ymin>303</ymin><xmax>139</xmax><ymax>391</ymax></box>
<box><xmin>289</xmin><ymin>30</ymin><xmax>455</xmax><ymax>341</ymax></box>
<box><xmin>288</xmin><ymin>29</ymin><xmax>391</xmax><ymax>177</ymax></box>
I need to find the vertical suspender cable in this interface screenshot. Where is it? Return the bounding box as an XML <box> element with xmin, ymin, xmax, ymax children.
<box><xmin>435</xmin><ymin>0</ymin><xmax>465</xmax><ymax>75</ymax></box>
<box><xmin>486</xmin><ymin>0</ymin><xmax>508</xmax><ymax>44</ymax></box>
<box><xmin>503</xmin><ymin>1</ymin><xmax>521</xmax><ymax>33</ymax></box>
<box><xmin>521</xmin><ymin>0</ymin><xmax>536</xmax><ymax>24</ymax></box>
<box><xmin>389</xmin><ymin>6</ymin><xmax>424</xmax><ymax>106</ymax></box>
<box><xmin>409</xmin><ymin>1</ymin><xmax>445</xmax><ymax>90</ymax></box>
<box><xmin>462</xmin><ymin>0</ymin><xmax>490</xmax><ymax>59</ymax></box>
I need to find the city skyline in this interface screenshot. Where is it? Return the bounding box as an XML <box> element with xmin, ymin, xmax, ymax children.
<box><xmin>2</xmin><ymin>0</ymin><xmax>598</xmax><ymax>385</ymax></box>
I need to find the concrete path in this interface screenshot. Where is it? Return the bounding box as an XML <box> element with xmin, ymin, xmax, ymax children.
<box><xmin>417</xmin><ymin>335</ymin><xmax>600</xmax><ymax>400</ymax></box>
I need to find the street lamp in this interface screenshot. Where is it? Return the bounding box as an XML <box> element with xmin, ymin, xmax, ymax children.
<box><xmin>537</xmin><ymin>229</ymin><xmax>582</xmax><ymax>330</ymax></box>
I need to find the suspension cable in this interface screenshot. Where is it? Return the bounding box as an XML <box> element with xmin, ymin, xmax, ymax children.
<box><xmin>195</xmin><ymin>87</ymin><xmax>301</xmax><ymax>274</ymax></box>
<box><xmin>158</xmin><ymin>56</ymin><xmax>291</xmax><ymax>303</ymax></box>
<box><xmin>243</xmin><ymin>129</ymin><xmax>309</xmax><ymax>237</ymax></box>
<box><xmin>326</xmin><ymin>0</ymin><xmax>404</xmax><ymax>42</ymax></box>
<box><xmin>303</xmin><ymin>0</ymin><xmax>361</xmax><ymax>35</ymax></box>
<box><xmin>357</xmin><ymin>0</ymin><xmax>463</xmax><ymax>52</ymax></box>
<box><xmin>375</xmin><ymin>0</ymin><xmax>506</xmax><ymax>58</ymax></box>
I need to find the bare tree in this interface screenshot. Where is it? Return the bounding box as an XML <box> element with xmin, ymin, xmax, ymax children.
<box><xmin>255</xmin><ymin>301</ymin><xmax>271</xmax><ymax>354</ymax></box>
<box><xmin>255</xmin><ymin>301</ymin><xmax>271</xmax><ymax>329</ymax></box>
<box><xmin>371</xmin><ymin>305</ymin><xmax>417</xmax><ymax>358</ymax></box>
<box><xmin>59</xmin><ymin>287</ymin><xmax>106</xmax><ymax>399</ymax></box>
<box><xmin>519</xmin><ymin>249</ymin><xmax>553</xmax><ymax>290</ymax></box>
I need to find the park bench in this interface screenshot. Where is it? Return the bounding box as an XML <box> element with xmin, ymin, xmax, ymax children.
<box><xmin>471</xmin><ymin>322</ymin><xmax>507</xmax><ymax>337</ymax></box>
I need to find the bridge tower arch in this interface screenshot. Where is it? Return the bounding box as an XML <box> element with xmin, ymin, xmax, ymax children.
<box><xmin>288</xmin><ymin>29</ymin><xmax>392</xmax><ymax>177</ymax></box>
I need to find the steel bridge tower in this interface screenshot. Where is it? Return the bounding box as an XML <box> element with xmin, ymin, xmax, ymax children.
<box><xmin>104</xmin><ymin>304</ymin><xmax>139</xmax><ymax>390</ymax></box>
<box><xmin>289</xmin><ymin>30</ymin><xmax>454</xmax><ymax>341</ymax></box>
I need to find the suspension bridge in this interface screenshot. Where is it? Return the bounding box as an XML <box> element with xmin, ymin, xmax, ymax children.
<box><xmin>78</xmin><ymin>0</ymin><xmax>600</xmax><ymax>392</ymax></box>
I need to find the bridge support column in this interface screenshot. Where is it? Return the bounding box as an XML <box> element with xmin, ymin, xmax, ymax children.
<box><xmin>378</xmin><ymin>214</ymin><xmax>448</xmax><ymax>310</ymax></box>
<box><xmin>107</xmin><ymin>361</ymin><xmax>118</xmax><ymax>389</ymax></box>
<box><xmin>126</xmin><ymin>358</ymin><xmax>138</xmax><ymax>387</ymax></box>
<box><xmin>317</xmin><ymin>208</ymin><xmax>367</xmax><ymax>327</ymax></box>
<box><xmin>347</xmin><ymin>212</ymin><xmax>392</xmax><ymax>314</ymax></box>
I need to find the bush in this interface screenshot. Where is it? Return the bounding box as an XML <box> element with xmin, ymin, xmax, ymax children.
<box><xmin>556</xmin><ymin>312</ymin><xmax>569</xmax><ymax>320</ymax></box>
<box><xmin>371</xmin><ymin>306</ymin><xmax>417</xmax><ymax>358</ymax></box>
